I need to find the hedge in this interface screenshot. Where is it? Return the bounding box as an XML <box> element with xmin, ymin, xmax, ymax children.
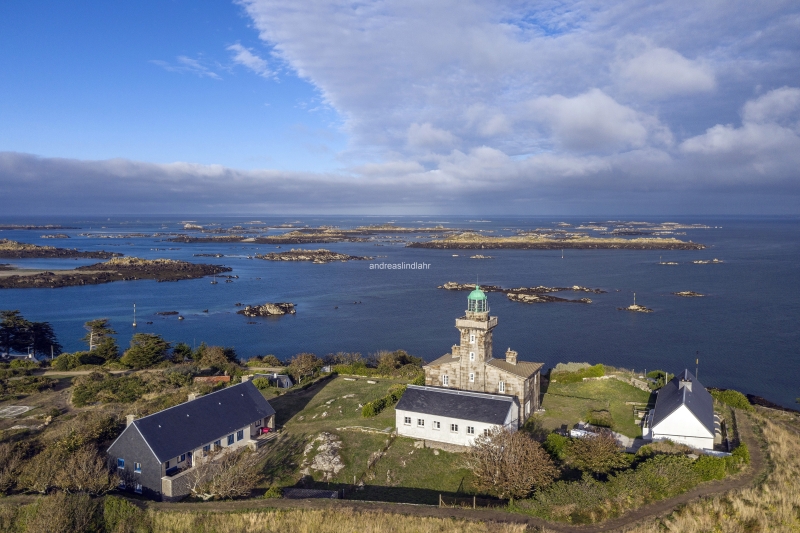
<box><xmin>362</xmin><ymin>384</ymin><xmax>407</xmax><ymax>417</ymax></box>
<box><xmin>710</xmin><ymin>389</ymin><xmax>754</xmax><ymax>411</ymax></box>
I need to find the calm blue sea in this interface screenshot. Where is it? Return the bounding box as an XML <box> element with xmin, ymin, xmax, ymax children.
<box><xmin>0</xmin><ymin>216</ymin><xmax>798</xmax><ymax>408</ymax></box>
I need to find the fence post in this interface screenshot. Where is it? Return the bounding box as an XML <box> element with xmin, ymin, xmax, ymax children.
<box><xmin>473</xmin><ymin>495</ymin><xmax>476</xmax><ymax>509</ymax></box>
<box><xmin>439</xmin><ymin>494</ymin><xmax>442</xmax><ymax>508</ymax></box>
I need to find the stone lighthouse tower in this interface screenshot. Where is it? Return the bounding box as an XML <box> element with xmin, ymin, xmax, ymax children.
<box><xmin>453</xmin><ymin>286</ymin><xmax>498</xmax><ymax>390</ymax></box>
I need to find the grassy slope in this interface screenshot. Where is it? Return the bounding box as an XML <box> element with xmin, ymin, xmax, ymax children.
<box><xmin>536</xmin><ymin>378</ymin><xmax>652</xmax><ymax>438</ymax></box>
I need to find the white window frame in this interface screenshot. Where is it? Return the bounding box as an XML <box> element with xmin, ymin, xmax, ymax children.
<box><xmin>403</xmin><ymin>416</ymin><xmax>411</xmax><ymax>425</ymax></box>
<box><xmin>134</xmin><ymin>462</ymin><xmax>141</xmax><ymax>473</ymax></box>
<box><xmin>469</xmin><ymin>373</ymin><xmax>475</xmax><ymax>383</ymax></box>
<box><xmin>450</xmin><ymin>423</ymin><xmax>459</xmax><ymax>433</ymax></box>
<box><xmin>135</xmin><ymin>483</ymin><xmax>142</xmax><ymax>494</ymax></box>
<box><xmin>469</xmin><ymin>352</ymin><xmax>475</xmax><ymax>361</ymax></box>
<box><xmin>499</xmin><ymin>381</ymin><xmax>505</xmax><ymax>393</ymax></box>
<box><xmin>433</xmin><ymin>421</ymin><xmax>441</xmax><ymax>430</ymax></box>
<box><xmin>467</xmin><ymin>426</ymin><xmax>475</xmax><ymax>435</ymax></box>
<box><xmin>470</xmin><ymin>334</ymin><xmax>475</xmax><ymax>344</ymax></box>
<box><xmin>483</xmin><ymin>428</ymin><xmax>491</xmax><ymax>437</ymax></box>
<box><xmin>442</xmin><ymin>375</ymin><xmax>449</xmax><ymax>386</ymax></box>
<box><xmin>417</xmin><ymin>419</ymin><xmax>425</xmax><ymax>428</ymax></box>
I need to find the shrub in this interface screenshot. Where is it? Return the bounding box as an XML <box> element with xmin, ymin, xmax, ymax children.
<box><xmin>9</xmin><ymin>359</ymin><xmax>39</xmax><ymax>369</ymax></box>
<box><xmin>411</xmin><ymin>373</ymin><xmax>426</xmax><ymax>386</ymax></box>
<box><xmin>710</xmin><ymin>389</ymin><xmax>754</xmax><ymax>411</ymax></box>
<box><xmin>163</xmin><ymin>365</ymin><xmax>200</xmax><ymax>387</ymax></box>
<box><xmin>693</xmin><ymin>455</ymin><xmax>727</xmax><ymax>481</ymax></box>
<box><xmin>120</xmin><ymin>333</ymin><xmax>170</xmax><ymax>369</ymax></box>
<box><xmin>263</xmin><ymin>485</ymin><xmax>283</xmax><ymax>499</ymax></box>
<box><xmin>104</xmin><ymin>495</ymin><xmax>150</xmax><ymax>532</ymax></box>
<box><xmin>565</xmin><ymin>432</ymin><xmax>628</xmax><ymax>475</ymax></box>
<box><xmin>72</xmin><ymin>372</ymin><xmax>148</xmax><ymax>407</ymax></box>
<box><xmin>587</xmin><ymin>409</ymin><xmax>614</xmax><ymax>428</ymax></box>
<box><xmin>52</xmin><ymin>351</ymin><xmax>104</xmax><ymax>371</ymax></box>
<box><xmin>553</xmin><ymin>362</ymin><xmax>591</xmax><ymax>373</ymax></box>
<box><xmin>732</xmin><ymin>442</ymin><xmax>750</xmax><ymax>464</ymax></box>
<box><xmin>543</xmin><ymin>433</ymin><xmax>569</xmax><ymax>461</ymax></box>
<box><xmin>252</xmin><ymin>377</ymin><xmax>271</xmax><ymax>390</ymax></box>
<box><xmin>550</xmin><ymin>364</ymin><xmax>605</xmax><ymax>384</ymax></box>
<box><xmin>362</xmin><ymin>385</ymin><xmax>406</xmax><ymax>417</ymax></box>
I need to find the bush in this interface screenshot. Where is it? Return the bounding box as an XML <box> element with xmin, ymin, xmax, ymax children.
<box><xmin>252</xmin><ymin>377</ymin><xmax>271</xmax><ymax>390</ymax></box>
<box><xmin>693</xmin><ymin>455</ymin><xmax>727</xmax><ymax>480</ymax></box>
<box><xmin>362</xmin><ymin>384</ymin><xmax>407</xmax><ymax>417</ymax></box>
<box><xmin>103</xmin><ymin>495</ymin><xmax>150</xmax><ymax>532</ymax></box>
<box><xmin>120</xmin><ymin>333</ymin><xmax>170</xmax><ymax>369</ymax></box>
<box><xmin>72</xmin><ymin>372</ymin><xmax>148</xmax><ymax>407</ymax></box>
<box><xmin>732</xmin><ymin>442</ymin><xmax>750</xmax><ymax>464</ymax></box>
<box><xmin>53</xmin><ymin>351</ymin><xmax>105</xmax><ymax>371</ymax></box>
<box><xmin>263</xmin><ymin>485</ymin><xmax>283</xmax><ymax>499</ymax></box>
<box><xmin>163</xmin><ymin>365</ymin><xmax>200</xmax><ymax>387</ymax></box>
<box><xmin>411</xmin><ymin>373</ymin><xmax>426</xmax><ymax>386</ymax></box>
<box><xmin>710</xmin><ymin>389</ymin><xmax>754</xmax><ymax>411</ymax></box>
<box><xmin>550</xmin><ymin>364</ymin><xmax>605</xmax><ymax>384</ymax></box>
<box><xmin>9</xmin><ymin>359</ymin><xmax>39</xmax><ymax>369</ymax></box>
<box><xmin>587</xmin><ymin>409</ymin><xmax>614</xmax><ymax>428</ymax></box>
<box><xmin>543</xmin><ymin>433</ymin><xmax>569</xmax><ymax>460</ymax></box>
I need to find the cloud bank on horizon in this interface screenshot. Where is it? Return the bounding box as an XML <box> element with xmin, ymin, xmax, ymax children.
<box><xmin>2</xmin><ymin>0</ymin><xmax>799</xmax><ymax>214</ymax></box>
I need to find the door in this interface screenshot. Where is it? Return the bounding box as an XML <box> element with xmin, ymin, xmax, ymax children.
<box><xmin>186</xmin><ymin>452</ymin><xmax>192</xmax><ymax>468</ymax></box>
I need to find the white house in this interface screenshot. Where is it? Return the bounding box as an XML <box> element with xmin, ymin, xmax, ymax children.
<box><xmin>643</xmin><ymin>369</ymin><xmax>716</xmax><ymax>450</ymax></box>
<box><xmin>395</xmin><ymin>385</ymin><xmax>519</xmax><ymax>447</ymax></box>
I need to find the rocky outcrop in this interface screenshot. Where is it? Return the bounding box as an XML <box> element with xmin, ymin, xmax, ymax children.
<box><xmin>439</xmin><ymin>282</ymin><xmax>601</xmax><ymax>304</ymax></box>
<box><xmin>693</xmin><ymin>258</ymin><xmax>723</xmax><ymax>264</ymax></box>
<box><xmin>40</xmin><ymin>234</ymin><xmax>70</xmax><ymax>239</ymax></box>
<box><xmin>508</xmin><ymin>293</ymin><xmax>592</xmax><ymax>304</ymax></box>
<box><xmin>256</xmin><ymin>249</ymin><xmax>372</xmax><ymax>263</ymax></box>
<box><xmin>409</xmin><ymin>233</ymin><xmax>705</xmax><ymax>250</ymax></box>
<box><xmin>673</xmin><ymin>291</ymin><xmax>705</xmax><ymax>297</ymax></box>
<box><xmin>0</xmin><ymin>239</ymin><xmax>120</xmax><ymax>259</ymax></box>
<box><xmin>617</xmin><ymin>304</ymin><xmax>653</xmax><ymax>313</ymax></box>
<box><xmin>237</xmin><ymin>303</ymin><xmax>296</xmax><ymax>317</ymax></box>
<box><xmin>301</xmin><ymin>432</ymin><xmax>345</xmax><ymax>481</ymax></box>
<box><xmin>0</xmin><ymin>257</ymin><xmax>231</xmax><ymax>289</ymax></box>
<box><xmin>470</xmin><ymin>254</ymin><xmax>493</xmax><ymax>259</ymax></box>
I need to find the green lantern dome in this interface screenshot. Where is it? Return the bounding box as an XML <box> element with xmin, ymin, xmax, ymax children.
<box><xmin>467</xmin><ymin>285</ymin><xmax>488</xmax><ymax>313</ymax></box>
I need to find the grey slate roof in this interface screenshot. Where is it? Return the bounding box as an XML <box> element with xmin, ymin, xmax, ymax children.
<box><xmin>121</xmin><ymin>380</ymin><xmax>275</xmax><ymax>463</ymax></box>
<box><xmin>396</xmin><ymin>385</ymin><xmax>518</xmax><ymax>425</ymax></box>
<box><xmin>651</xmin><ymin>369</ymin><xmax>714</xmax><ymax>436</ymax></box>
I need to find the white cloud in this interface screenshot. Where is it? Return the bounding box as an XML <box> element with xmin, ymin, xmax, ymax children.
<box><xmin>742</xmin><ymin>86</ymin><xmax>800</xmax><ymax>124</ymax></box>
<box><xmin>617</xmin><ymin>47</ymin><xmax>715</xmax><ymax>98</ymax></box>
<box><xmin>527</xmin><ymin>89</ymin><xmax>671</xmax><ymax>152</ymax></box>
<box><xmin>150</xmin><ymin>56</ymin><xmax>221</xmax><ymax>79</ymax></box>
<box><xmin>227</xmin><ymin>43</ymin><xmax>271</xmax><ymax>78</ymax></box>
<box><xmin>407</xmin><ymin>123</ymin><xmax>458</xmax><ymax>150</ymax></box>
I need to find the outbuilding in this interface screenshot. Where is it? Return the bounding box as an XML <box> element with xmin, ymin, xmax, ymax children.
<box><xmin>643</xmin><ymin>369</ymin><xmax>717</xmax><ymax>450</ymax></box>
<box><xmin>395</xmin><ymin>385</ymin><xmax>519</xmax><ymax>447</ymax></box>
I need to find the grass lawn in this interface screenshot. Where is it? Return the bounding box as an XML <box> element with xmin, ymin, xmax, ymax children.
<box><xmin>535</xmin><ymin>378</ymin><xmax>653</xmax><ymax>438</ymax></box>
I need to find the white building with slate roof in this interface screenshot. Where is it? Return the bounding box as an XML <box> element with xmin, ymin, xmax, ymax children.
<box><xmin>107</xmin><ymin>380</ymin><xmax>276</xmax><ymax>500</ymax></box>
<box><xmin>643</xmin><ymin>369</ymin><xmax>717</xmax><ymax>450</ymax></box>
<box><xmin>395</xmin><ymin>385</ymin><xmax>519</xmax><ymax>447</ymax></box>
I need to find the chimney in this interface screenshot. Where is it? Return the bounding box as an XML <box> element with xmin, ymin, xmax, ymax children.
<box><xmin>241</xmin><ymin>375</ymin><xmax>252</xmax><ymax>382</ymax></box>
<box><xmin>126</xmin><ymin>414</ymin><xmax>135</xmax><ymax>427</ymax></box>
<box><xmin>679</xmin><ymin>379</ymin><xmax>692</xmax><ymax>392</ymax></box>
<box><xmin>188</xmin><ymin>393</ymin><xmax>198</xmax><ymax>402</ymax></box>
<box><xmin>452</xmin><ymin>345</ymin><xmax>459</xmax><ymax>357</ymax></box>
<box><xmin>505</xmin><ymin>348</ymin><xmax>517</xmax><ymax>365</ymax></box>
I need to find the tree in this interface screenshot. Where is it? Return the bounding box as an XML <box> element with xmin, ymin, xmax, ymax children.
<box><xmin>186</xmin><ymin>447</ymin><xmax>264</xmax><ymax>500</ymax></box>
<box><xmin>0</xmin><ymin>443</ymin><xmax>26</xmax><ymax>494</ymax></box>
<box><xmin>81</xmin><ymin>319</ymin><xmax>116</xmax><ymax>349</ymax></box>
<box><xmin>29</xmin><ymin>321</ymin><xmax>62</xmax><ymax>358</ymax></box>
<box><xmin>55</xmin><ymin>446</ymin><xmax>119</xmax><ymax>495</ymax></box>
<box><xmin>564</xmin><ymin>432</ymin><xmax>629</xmax><ymax>475</ymax></box>
<box><xmin>199</xmin><ymin>346</ymin><xmax>232</xmax><ymax>369</ymax></box>
<box><xmin>0</xmin><ymin>310</ymin><xmax>32</xmax><ymax>355</ymax></box>
<box><xmin>120</xmin><ymin>333</ymin><xmax>170</xmax><ymax>369</ymax></box>
<box><xmin>464</xmin><ymin>428</ymin><xmax>558</xmax><ymax>499</ymax></box>
<box><xmin>22</xmin><ymin>492</ymin><xmax>100</xmax><ymax>533</ymax></box>
<box><xmin>287</xmin><ymin>352</ymin><xmax>322</xmax><ymax>382</ymax></box>
<box><xmin>261</xmin><ymin>354</ymin><xmax>282</xmax><ymax>366</ymax></box>
<box><xmin>172</xmin><ymin>342</ymin><xmax>192</xmax><ymax>363</ymax></box>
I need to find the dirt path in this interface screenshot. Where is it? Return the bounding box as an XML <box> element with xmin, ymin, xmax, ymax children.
<box><xmin>144</xmin><ymin>411</ymin><xmax>767</xmax><ymax>532</ymax></box>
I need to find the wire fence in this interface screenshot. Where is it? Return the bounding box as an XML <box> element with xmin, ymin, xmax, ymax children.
<box><xmin>439</xmin><ymin>494</ymin><xmax>507</xmax><ymax>509</ymax></box>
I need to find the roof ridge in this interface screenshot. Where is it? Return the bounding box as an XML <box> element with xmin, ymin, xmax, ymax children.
<box><xmin>133</xmin><ymin>380</ymin><xmax>251</xmax><ymax>422</ymax></box>
<box><xmin>407</xmin><ymin>385</ymin><xmax>514</xmax><ymax>402</ymax></box>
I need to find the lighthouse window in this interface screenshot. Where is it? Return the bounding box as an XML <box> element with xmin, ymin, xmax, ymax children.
<box><xmin>469</xmin><ymin>373</ymin><xmax>475</xmax><ymax>383</ymax></box>
<box><xmin>469</xmin><ymin>352</ymin><xmax>475</xmax><ymax>361</ymax></box>
<box><xmin>470</xmin><ymin>334</ymin><xmax>475</xmax><ymax>344</ymax></box>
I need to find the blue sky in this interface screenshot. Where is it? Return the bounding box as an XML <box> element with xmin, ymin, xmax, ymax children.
<box><xmin>1</xmin><ymin>0</ymin><xmax>799</xmax><ymax>214</ymax></box>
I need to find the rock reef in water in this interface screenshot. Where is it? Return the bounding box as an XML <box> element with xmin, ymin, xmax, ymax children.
<box><xmin>237</xmin><ymin>303</ymin><xmax>296</xmax><ymax>316</ymax></box>
<box><xmin>40</xmin><ymin>234</ymin><xmax>70</xmax><ymax>239</ymax></box>
<box><xmin>618</xmin><ymin>304</ymin><xmax>653</xmax><ymax>313</ymax></box>
<box><xmin>0</xmin><ymin>239</ymin><xmax>120</xmax><ymax>259</ymax></box>
<box><xmin>255</xmin><ymin>249</ymin><xmax>373</xmax><ymax>263</ymax></box>
<box><xmin>438</xmin><ymin>281</ymin><xmax>603</xmax><ymax>304</ymax></box>
<box><xmin>693</xmin><ymin>258</ymin><xmax>723</xmax><ymax>264</ymax></box>
<box><xmin>0</xmin><ymin>257</ymin><xmax>231</xmax><ymax>289</ymax></box>
<box><xmin>409</xmin><ymin>232</ymin><xmax>705</xmax><ymax>250</ymax></box>
<box><xmin>470</xmin><ymin>254</ymin><xmax>493</xmax><ymax>259</ymax></box>
<box><xmin>673</xmin><ymin>291</ymin><xmax>705</xmax><ymax>297</ymax></box>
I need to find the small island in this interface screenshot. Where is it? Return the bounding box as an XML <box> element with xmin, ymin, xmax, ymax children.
<box><xmin>693</xmin><ymin>258</ymin><xmax>723</xmax><ymax>264</ymax></box>
<box><xmin>409</xmin><ymin>232</ymin><xmax>705</xmax><ymax>250</ymax></box>
<box><xmin>470</xmin><ymin>254</ymin><xmax>493</xmax><ymax>259</ymax></box>
<box><xmin>439</xmin><ymin>282</ymin><xmax>603</xmax><ymax>304</ymax></box>
<box><xmin>0</xmin><ymin>257</ymin><xmax>231</xmax><ymax>289</ymax></box>
<box><xmin>673</xmin><ymin>291</ymin><xmax>705</xmax><ymax>297</ymax></box>
<box><xmin>255</xmin><ymin>248</ymin><xmax>373</xmax><ymax>264</ymax></box>
<box><xmin>168</xmin><ymin>224</ymin><xmax>459</xmax><ymax>244</ymax></box>
<box><xmin>237</xmin><ymin>302</ymin><xmax>296</xmax><ymax>317</ymax></box>
<box><xmin>618</xmin><ymin>304</ymin><xmax>654</xmax><ymax>313</ymax></box>
<box><xmin>0</xmin><ymin>239</ymin><xmax>120</xmax><ymax>259</ymax></box>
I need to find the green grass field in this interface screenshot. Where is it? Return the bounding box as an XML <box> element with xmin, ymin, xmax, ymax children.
<box><xmin>536</xmin><ymin>378</ymin><xmax>653</xmax><ymax>438</ymax></box>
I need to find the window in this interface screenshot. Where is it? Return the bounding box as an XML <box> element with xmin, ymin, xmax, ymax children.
<box><xmin>134</xmin><ymin>462</ymin><xmax>141</xmax><ymax>473</ymax></box>
<box><xmin>117</xmin><ymin>458</ymin><xmax>125</xmax><ymax>469</ymax></box>
<box><xmin>450</xmin><ymin>424</ymin><xmax>459</xmax><ymax>433</ymax></box>
<box><xmin>442</xmin><ymin>375</ymin><xmax>449</xmax><ymax>386</ymax></box>
<box><xmin>470</xmin><ymin>334</ymin><xmax>475</xmax><ymax>344</ymax></box>
<box><xmin>203</xmin><ymin>445</ymin><xmax>210</xmax><ymax>456</ymax></box>
<box><xmin>484</xmin><ymin>429</ymin><xmax>491</xmax><ymax>437</ymax></box>
<box><xmin>227</xmin><ymin>434</ymin><xmax>235</xmax><ymax>446</ymax></box>
<box><xmin>237</xmin><ymin>430</ymin><xmax>244</xmax><ymax>441</ymax></box>
<box><xmin>135</xmin><ymin>483</ymin><xmax>142</xmax><ymax>494</ymax></box>
<box><xmin>403</xmin><ymin>416</ymin><xmax>411</xmax><ymax>425</ymax></box>
<box><xmin>119</xmin><ymin>479</ymin><xmax>126</xmax><ymax>489</ymax></box>
<box><xmin>165</xmin><ymin>461</ymin><xmax>170</xmax><ymax>469</ymax></box>
<box><xmin>499</xmin><ymin>381</ymin><xmax>505</xmax><ymax>393</ymax></box>
<box><xmin>469</xmin><ymin>352</ymin><xmax>475</xmax><ymax>361</ymax></box>
<box><xmin>214</xmin><ymin>440</ymin><xmax>221</xmax><ymax>450</ymax></box>
<box><xmin>255</xmin><ymin>419</ymin><xmax>261</xmax><ymax>427</ymax></box>
<box><xmin>467</xmin><ymin>426</ymin><xmax>475</xmax><ymax>435</ymax></box>
<box><xmin>433</xmin><ymin>421</ymin><xmax>441</xmax><ymax>430</ymax></box>
<box><xmin>417</xmin><ymin>419</ymin><xmax>425</xmax><ymax>427</ymax></box>
<box><xmin>469</xmin><ymin>373</ymin><xmax>475</xmax><ymax>383</ymax></box>
<box><xmin>180</xmin><ymin>453</ymin><xmax>186</xmax><ymax>462</ymax></box>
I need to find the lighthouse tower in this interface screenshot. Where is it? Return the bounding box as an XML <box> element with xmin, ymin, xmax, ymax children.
<box><xmin>453</xmin><ymin>286</ymin><xmax>498</xmax><ymax>389</ymax></box>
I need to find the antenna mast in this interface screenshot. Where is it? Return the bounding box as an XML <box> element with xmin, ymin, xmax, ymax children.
<box><xmin>132</xmin><ymin>302</ymin><xmax>137</xmax><ymax>328</ymax></box>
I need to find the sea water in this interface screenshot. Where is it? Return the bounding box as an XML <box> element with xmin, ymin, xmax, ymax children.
<box><xmin>0</xmin><ymin>216</ymin><xmax>797</xmax><ymax>408</ymax></box>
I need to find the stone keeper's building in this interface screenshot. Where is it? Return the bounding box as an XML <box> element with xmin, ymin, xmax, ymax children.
<box><xmin>424</xmin><ymin>286</ymin><xmax>544</xmax><ymax>425</ymax></box>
